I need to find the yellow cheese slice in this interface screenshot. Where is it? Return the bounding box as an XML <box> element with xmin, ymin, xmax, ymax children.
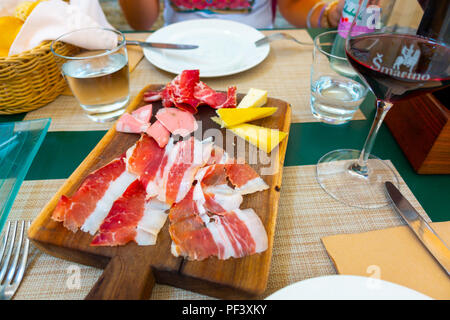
<box><xmin>228</xmin><ymin>123</ymin><xmax>288</xmax><ymax>154</ymax></box>
<box><xmin>211</xmin><ymin>116</ymin><xmax>225</xmax><ymax>127</ymax></box>
<box><xmin>216</xmin><ymin>107</ymin><xmax>277</xmax><ymax>127</ymax></box>
<box><xmin>237</xmin><ymin>88</ymin><xmax>268</xmax><ymax>108</ymax></box>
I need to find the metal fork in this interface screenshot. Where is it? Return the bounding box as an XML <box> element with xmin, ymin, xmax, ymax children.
<box><xmin>255</xmin><ymin>32</ymin><xmax>313</xmax><ymax>47</ymax></box>
<box><xmin>0</xmin><ymin>221</ymin><xmax>30</xmax><ymax>300</ymax></box>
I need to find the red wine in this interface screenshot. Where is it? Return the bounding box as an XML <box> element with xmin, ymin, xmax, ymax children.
<box><xmin>346</xmin><ymin>33</ymin><xmax>450</xmax><ymax>102</ymax></box>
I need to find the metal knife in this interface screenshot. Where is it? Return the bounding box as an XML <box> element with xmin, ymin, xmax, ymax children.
<box><xmin>126</xmin><ymin>40</ymin><xmax>198</xmax><ymax>50</ymax></box>
<box><xmin>385</xmin><ymin>181</ymin><xmax>450</xmax><ymax>276</ymax></box>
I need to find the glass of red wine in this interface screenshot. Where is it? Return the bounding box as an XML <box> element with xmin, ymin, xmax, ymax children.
<box><xmin>316</xmin><ymin>0</ymin><xmax>449</xmax><ymax>208</ymax></box>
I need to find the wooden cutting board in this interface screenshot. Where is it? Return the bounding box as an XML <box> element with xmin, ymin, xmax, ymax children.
<box><xmin>28</xmin><ymin>84</ymin><xmax>291</xmax><ymax>300</ymax></box>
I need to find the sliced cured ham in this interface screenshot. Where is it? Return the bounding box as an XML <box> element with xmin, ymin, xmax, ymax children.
<box><xmin>52</xmin><ymin>157</ymin><xmax>136</xmax><ymax>234</ymax></box>
<box><xmin>126</xmin><ymin>134</ymin><xmax>166</xmax><ymax>194</ymax></box>
<box><xmin>169</xmin><ymin>187</ymin><xmax>218</xmax><ymax>260</ymax></box>
<box><xmin>155</xmin><ymin>107</ymin><xmax>198</xmax><ymax>137</ymax></box>
<box><xmin>170</xmin><ymin>194</ymin><xmax>267</xmax><ymax>261</ymax></box>
<box><xmin>137</xmin><ymin>198</ymin><xmax>170</xmax><ymax>245</ymax></box>
<box><xmin>160</xmin><ymin>137</ymin><xmax>213</xmax><ymax>205</ymax></box>
<box><xmin>145</xmin><ymin>120</ymin><xmax>170</xmax><ymax>148</ymax></box>
<box><xmin>126</xmin><ymin>135</ymin><xmax>164</xmax><ymax>176</ymax></box>
<box><xmin>116</xmin><ymin>104</ymin><xmax>153</xmax><ymax>134</ymax></box>
<box><xmin>225</xmin><ymin>163</ymin><xmax>269</xmax><ymax>195</ymax></box>
<box><xmin>207</xmin><ymin>209</ymin><xmax>268</xmax><ymax>260</ymax></box>
<box><xmin>91</xmin><ymin>180</ymin><xmax>146</xmax><ymax>246</ymax></box>
<box><xmin>143</xmin><ymin>70</ymin><xmax>237</xmax><ymax>113</ymax></box>
<box><xmin>116</xmin><ymin>113</ymin><xmax>147</xmax><ymax>134</ymax></box>
<box><xmin>193</xmin><ymin>82</ymin><xmax>237</xmax><ymax>109</ymax></box>
<box><xmin>202</xmin><ymin>184</ymin><xmax>243</xmax><ymax>214</ymax></box>
<box><xmin>91</xmin><ymin>182</ymin><xmax>170</xmax><ymax>246</ymax></box>
<box><xmin>193</xmin><ymin>164</ymin><xmax>243</xmax><ymax>214</ymax></box>
<box><xmin>131</xmin><ymin>104</ymin><xmax>152</xmax><ymax>123</ymax></box>
<box><xmin>206</xmin><ymin>145</ymin><xmax>231</xmax><ymax>165</ymax></box>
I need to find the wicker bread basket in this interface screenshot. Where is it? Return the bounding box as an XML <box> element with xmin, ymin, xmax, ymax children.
<box><xmin>0</xmin><ymin>40</ymin><xmax>79</xmax><ymax>115</ymax></box>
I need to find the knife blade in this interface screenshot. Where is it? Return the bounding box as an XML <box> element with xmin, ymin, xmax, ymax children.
<box><xmin>126</xmin><ymin>40</ymin><xmax>198</xmax><ymax>50</ymax></box>
<box><xmin>385</xmin><ymin>181</ymin><xmax>450</xmax><ymax>276</ymax></box>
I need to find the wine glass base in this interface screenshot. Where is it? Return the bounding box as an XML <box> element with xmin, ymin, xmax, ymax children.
<box><xmin>316</xmin><ymin>149</ymin><xmax>399</xmax><ymax>209</ymax></box>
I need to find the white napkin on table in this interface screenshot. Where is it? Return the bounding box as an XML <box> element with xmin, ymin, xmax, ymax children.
<box><xmin>4</xmin><ymin>0</ymin><xmax>117</xmax><ymax>56</ymax></box>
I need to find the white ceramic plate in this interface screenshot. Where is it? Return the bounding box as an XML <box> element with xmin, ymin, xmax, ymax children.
<box><xmin>265</xmin><ymin>275</ymin><xmax>432</xmax><ymax>300</ymax></box>
<box><xmin>143</xmin><ymin>19</ymin><xmax>270</xmax><ymax>77</ymax></box>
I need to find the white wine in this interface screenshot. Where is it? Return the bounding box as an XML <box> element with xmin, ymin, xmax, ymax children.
<box><xmin>62</xmin><ymin>52</ymin><xmax>130</xmax><ymax>121</ymax></box>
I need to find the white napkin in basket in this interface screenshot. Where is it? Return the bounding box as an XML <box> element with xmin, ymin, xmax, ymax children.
<box><xmin>8</xmin><ymin>0</ymin><xmax>116</xmax><ymax>56</ymax></box>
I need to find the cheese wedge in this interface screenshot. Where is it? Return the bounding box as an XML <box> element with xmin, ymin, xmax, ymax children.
<box><xmin>211</xmin><ymin>116</ymin><xmax>225</xmax><ymax>127</ymax></box>
<box><xmin>237</xmin><ymin>88</ymin><xmax>268</xmax><ymax>108</ymax></box>
<box><xmin>216</xmin><ymin>107</ymin><xmax>277</xmax><ymax>128</ymax></box>
<box><xmin>228</xmin><ymin>123</ymin><xmax>288</xmax><ymax>154</ymax></box>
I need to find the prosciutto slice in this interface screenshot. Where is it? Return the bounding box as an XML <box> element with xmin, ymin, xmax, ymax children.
<box><xmin>91</xmin><ymin>180</ymin><xmax>146</xmax><ymax>246</ymax></box>
<box><xmin>225</xmin><ymin>163</ymin><xmax>269</xmax><ymax>195</ymax></box>
<box><xmin>169</xmin><ymin>187</ymin><xmax>218</xmax><ymax>260</ymax></box>
<box><xmin>159</xmin><ymin>137</ymin><xmax>213</xmax><ymax>205</ymax></box>
<box><xmin>207</xmin><ymin>209</ymin><xmax>268</xmax><ymax>260</ymax></box>
<box><xmin>193</xmin><ymin>164</ymin><xmax>242</xmax><ymax>215</ymax></box>
<box><xmin>126</xmin><ymin>134</ymin><xmax>166</xmax><ymax>193</ymax></box>
<box><xmin>170</xmin><ymin>190</ymin><xmax>267</xmax><ymax>261</ymax></box>
<box><xmin>52</xmin><ymin>157</ymin><xmax>136</xmax><ymax>234</ymax></box>
<box><xmin>136</xmin><ymin>198</ymin><xmax>170</xmax><ymax>245</ymax></box>
<box><xmin>193</xmin><ymin>82</ymin><xmax>237</xmax><ymax>109</ymax></box>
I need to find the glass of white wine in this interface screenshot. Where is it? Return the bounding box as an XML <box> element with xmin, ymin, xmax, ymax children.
<box><xmin>51</xmin><ymin>27</ymin><xmax>130</xmax><ymax>123</ymax></box>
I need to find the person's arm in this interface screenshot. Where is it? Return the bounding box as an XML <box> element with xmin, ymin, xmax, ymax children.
<box><xmin>278</xmin><ymin>0</ymin><xmax>344</xmax><ymax>28</ymax></box>
<box><xmin>119</xmin><ymin>0</ymin><xmax>160</xmax><ymax>30</ymax></box>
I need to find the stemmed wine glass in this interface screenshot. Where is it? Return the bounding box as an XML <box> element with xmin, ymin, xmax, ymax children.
<box><xmin>316</xmin><ymin>0</ymin><xmax>450</xmax><ymax>208</ymax></box>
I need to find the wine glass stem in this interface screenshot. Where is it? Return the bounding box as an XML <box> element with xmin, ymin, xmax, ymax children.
<box><xmin>350</xmin><ymin>99</ymin><xmax>393</xmax><ymax>177</ymax></box>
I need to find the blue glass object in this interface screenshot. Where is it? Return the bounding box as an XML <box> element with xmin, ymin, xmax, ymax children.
<box><xmin>0</xmin><ymin>118</ymin><xmax>51</xmax><ymax>233</ymax></box>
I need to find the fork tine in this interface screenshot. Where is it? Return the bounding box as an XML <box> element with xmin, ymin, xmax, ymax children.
<box><xmin>12</xmin><ymin>222</ymin><xmax>30</xmax><ymax>288</ymax></box>
<box><xmin>5</xmin><ymin>221</ymin><xmax>25</xmax><ymax>285</ymax></box>
<box><xmin>0</xmin><ymin>221</ymin><xmax>17</xmax><ymax>284</ymax></box>
<box><xmin>0</xmin><ymin>221</ymin><xmax>11</xmax><ymax>262</ymax></box>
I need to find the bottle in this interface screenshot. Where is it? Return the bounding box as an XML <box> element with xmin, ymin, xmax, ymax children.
<box><xmin>330</xmin><ymin>0</ymin><xmax>370</xmax><ymax>78</ymax></box>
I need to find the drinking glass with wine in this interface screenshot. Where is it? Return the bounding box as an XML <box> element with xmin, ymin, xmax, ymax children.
<box><xmin>316</xmin><ymin>0</ymin><xmax>450</xmax><ymax>208</ymax></box>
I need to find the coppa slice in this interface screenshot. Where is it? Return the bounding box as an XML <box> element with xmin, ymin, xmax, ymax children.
<box><xmin>145</xmin><ymin>120</ymin><xmax>170</xmax><ymax>148</ymax></box>
<box><xmin>116</xmin><ymin>104</ymin><xmax>153</xmax><ymax>134</ymax></box>
<box><xmin>131</xmin><ymin>104</ymin><xmax>152</xmax><ymax>123</ymax></box>
<box><xmin>116</xmin><ymin>113</ymin><xmax>147</xmax><ymax>134</ymax></box>
<box><xmin>52</xmin><ymin>157</ymin><xmax>136</xmax><ymax>234</ymax></box>
<box><xmin>155</xmin><ymin>107</ymin><xmax>198</xmax><ymax>137</ymax></box>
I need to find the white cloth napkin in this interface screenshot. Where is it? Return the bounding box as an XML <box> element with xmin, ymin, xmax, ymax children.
<box><xmin>6</xmin><ymin>0</ymin><xmax>116</xmax><ymax>56</ymax></box>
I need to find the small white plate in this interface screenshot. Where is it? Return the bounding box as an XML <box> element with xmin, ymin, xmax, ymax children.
<box><xmin>265</xmin><ymin>275</ymin><xmax>432</xmax><ymax>300</ymax></box>
<box><xmin>143</xmin><ymin>19</ymin><xmax>270</xmax><ymax>77</ymax></box>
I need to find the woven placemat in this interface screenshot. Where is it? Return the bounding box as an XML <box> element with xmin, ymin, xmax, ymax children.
<box><xmin>23</xmin><ymin>30</ymin><xmax>365</xmax><ymax>132</ymax></box>
<box><xmin>7</xmin><ymin>162</ymin><xmax>426</xmax><ymax>300</ymax></box>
